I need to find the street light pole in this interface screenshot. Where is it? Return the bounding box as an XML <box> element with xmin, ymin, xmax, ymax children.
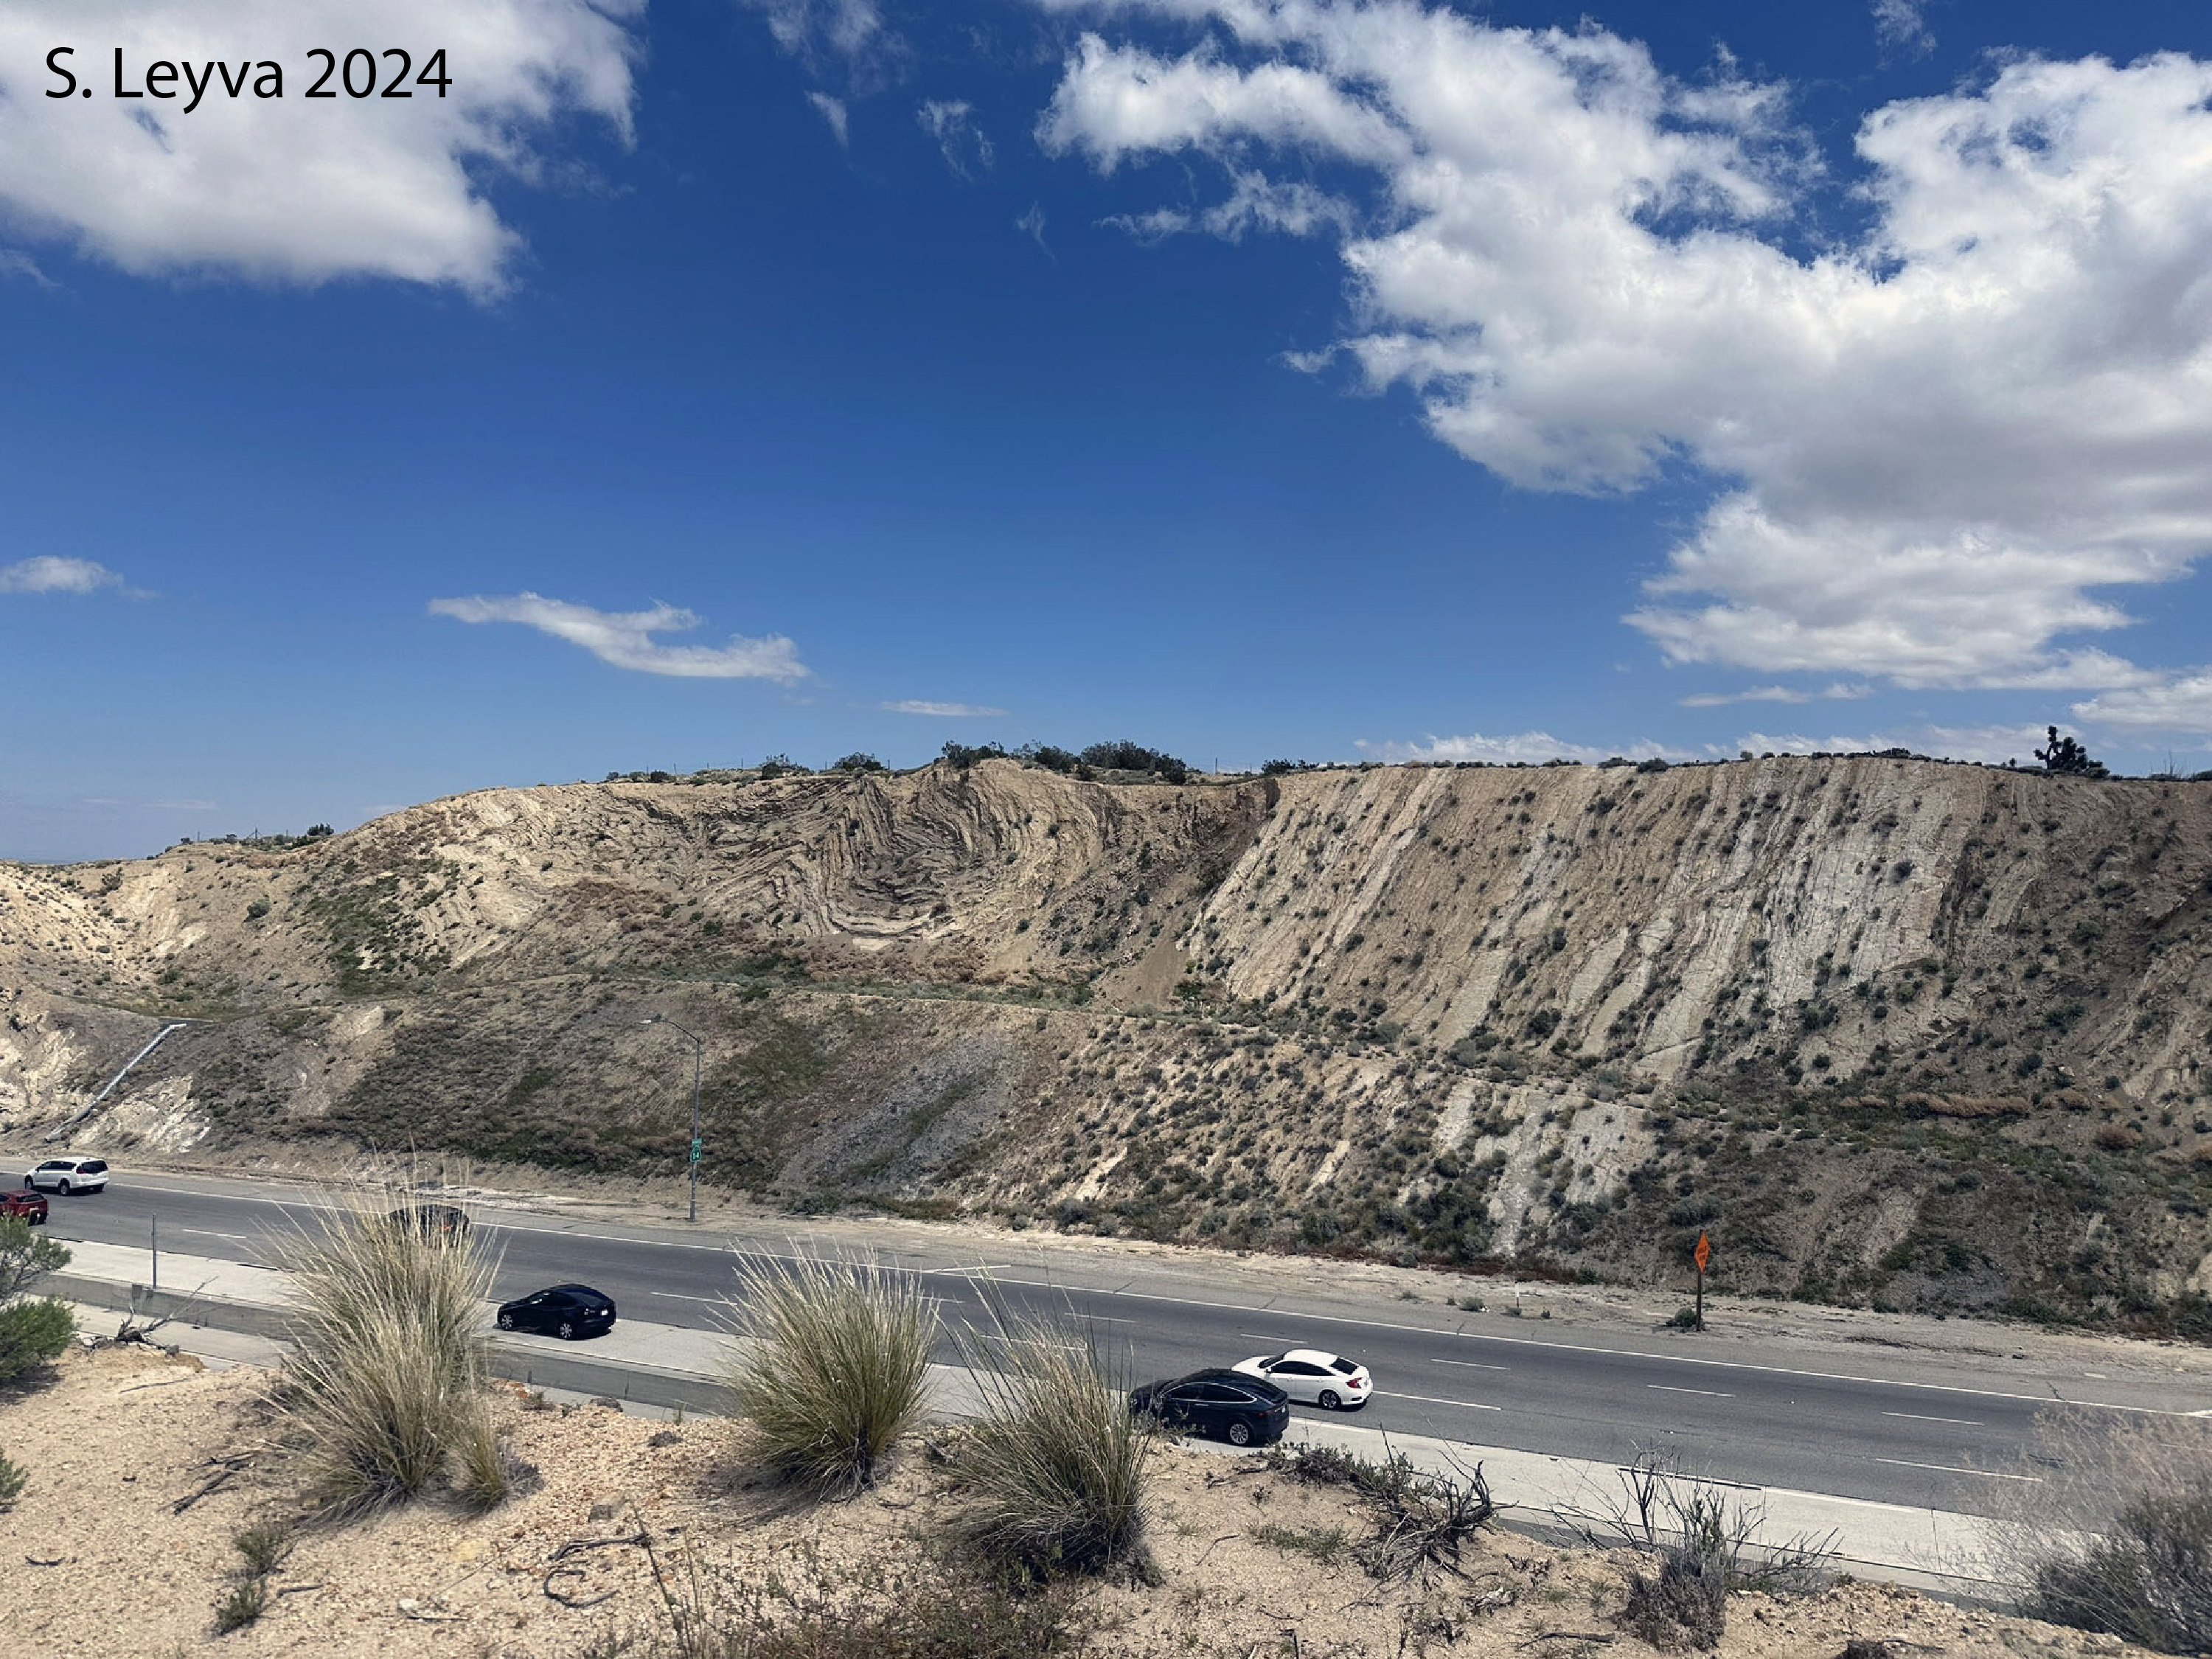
<box><xmin>642</xmin><ymin>1015</ymin><xmax>706</xmax><ymax>1223</ymax></box>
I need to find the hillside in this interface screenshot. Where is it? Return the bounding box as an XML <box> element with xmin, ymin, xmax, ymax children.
<box><xmin>4</xmin><ymin>754</ymin><xmax>2211</xmax><ymax>1328</ymax></box>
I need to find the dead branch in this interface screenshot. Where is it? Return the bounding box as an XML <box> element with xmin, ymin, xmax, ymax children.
<box><xmin>116</xmin><ymin>1279</ymin><xmax>216</xmax><ymax>1346</ymax></box>
<box><xmin>543</xmin><ymin>1531</ymin><xmax>650</xmax><ymax>1610</ymax></box>
<box><xmin>170</xmin><ymin>1450</ymin><xmax>260</xmax><ymax>1515</ymax></box>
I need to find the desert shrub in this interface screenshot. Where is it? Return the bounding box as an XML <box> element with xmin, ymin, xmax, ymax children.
<box><xmin>1563</xmin><ymin>1452</ymin><xmax>1832</xmax><ymax>1651</ymax></box>
<box><xmin>213</xmin><ymin>1576</ymin><xmax>269</xmax><ymax>1634</ymax></box>
<box><xmin>232</xmin><ymin>1516</ymin><xmax>293</xmax><ymax>1575</ymax></box>
<box><xmin>2000</xmin><ymin>1411</ymin><xmax>2212</xmax><ymax>1653</ymax></box>
<box><xmin>0</xmin><ymin>1450</ymin><xmax>26</xmax><ymax>1508</ymax></box>
<box><xmin>831</xmin><ymin>752</ymin><xmax>883</xmax><ymax>773</ymax></box>
<box><xmin>274</xmin><ymin>1195</ymin><xmax>495</xmax><ymax>1510</ymax></box>
<box><xmin>723</xmin><ymin>1253</ymin><xmax>936</xmax><ymax>1496</ymax></box>
<box><xmin>958</xmin><ymin>1306</ymin><xmax>1152</xmax><ymax>1576</ymax></box>
<box><xmin>0</xmin><ymin>1298</ymin><xmax>74</xmax><ymax>1384</ymax></box>
<box><xmin>1265</xmin><ymin>1441</ymin><xmax>1495</xmax><ymax>1581</ymax></box>
<box><xmin>1018</xmin><ymin>743</ymin><xmax>1080</xmax><ymax>774</ymax></box>
<box><xmin>0</xmin><ymin>1215</ymin><xmax>69</xmax><ymax>1299</ymax></box>
<box><xmin>1077</xmin><ymin>741</ymin><xmax>1187</xmax><ymax>782</ymax></box>
<box><xmin>940</xmin><ymin>740</ymin><xmax>1006</xmax><ymax>770</ymax></box>
<box><xmin>0</xmin><ymin>1210</ymin><xmax>74</xmax><ymax>1380</ymax></box>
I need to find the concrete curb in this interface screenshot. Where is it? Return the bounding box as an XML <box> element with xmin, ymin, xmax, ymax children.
<box><xmin>51</xmin><ymin>1270</ymin><xmax>732</xmax><ymax>1417</ymax></box>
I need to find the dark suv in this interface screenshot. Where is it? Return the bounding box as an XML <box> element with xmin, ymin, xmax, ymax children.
<box><xmin>1129</xmin><ymin>1368</ymin><xmax>1291</xmax><ymax>1447</ymax></box>
<box><xmin>383</xmin><ymin>1203</ymin><xmax>472</xmax><ymax>1239</ymax></box>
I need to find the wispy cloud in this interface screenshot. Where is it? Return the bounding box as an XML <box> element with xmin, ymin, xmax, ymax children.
<box><xmin>428</xmin><ymin>592</ymin><xmax>809</xmax><ymax>682</ymax></box>
<box><xmin>881</xmin><ymin>698</ymin><xmax>1006</xmax><ymax>717</ymax></box>
<box><xmin>806</xmin><ymin>91</ymin><xmax>850</xmax><ymax>146</ymax></box>
<box><xmin>918</xmin><ymin>100</ymin><xmax>992</xmax><ymax>178</ymax></box>
<box><xmin>1357</xmin><ymin>731</ymin><xmax>1687</xmax><ymax>765</ymax></box>
<box><xmin>1677</xmin><ymin>682</ymin><xmax>1871</xmax><ymax>709</ymax></box>
<box><xmin>0</xmin><ymin>251</ymin><xmax>55</xmax><ymax>291</ymax></box>
<box><xmin>1015</xmin><ymin>202</ymin><xmax>1051</xmax><ymax>256</ymax></box>
<box><xmin>0</xmin><ymin>556</ymin><xmax>132</xmax><ymax>595</ymax></box>
<box><xmin>1871</xmin><ymin>0</ymin><xmax>1935</xmax><ymax>58</ymax></box>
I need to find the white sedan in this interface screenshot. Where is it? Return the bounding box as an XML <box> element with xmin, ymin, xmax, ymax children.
<box><xmin>1232</xmin><ymin>1348</ymin><xmax>1373</xmax><ymax>1411</ymax></box>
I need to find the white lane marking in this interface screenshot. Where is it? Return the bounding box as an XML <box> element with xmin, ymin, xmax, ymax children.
<box><xmin>1378</xmin><ymin>1391</ymin><xmax>1502</xmax><ymax>1412</ymax></box>
<box><xmin>1873</xmin><ymin>1457</ymin><xmax>2042</xmax><ymax>1482</ymax></box>
<box><xmin>1648</xmin><ymin>1384</ymin><xmax>1735</xmax><ymax>1398</ymax></box>
<box><xmin>179</xmin><ymin>1228</ymin><xmax>250</xmax><ymax>1242</ymax></box>
<box><xmin>649</xmin><ymin>1292</ymin><xmax>723</xmax><ymax>1304</ymax></box>
<box><xmin>924</xmin><ymin>1263</ymin><xmax>1011</xmax><ymax>1276</ymax></box>
<box><xmin>1433</xmin><ymin>1358</ymin><xmax>1510</xmax><ymax>1372</ymax></box>
<box><xmin>1882</xmin><ymin>1411</ymin><xmax>1983</xmax><ymax>1427</ymax></box>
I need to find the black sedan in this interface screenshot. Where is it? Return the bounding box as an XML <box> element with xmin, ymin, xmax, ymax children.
<box><xmin>1129</xmin><ymin>1368</ymin><xmax>1291</xmax><ymax>1447</ymax></box>
<box><xmin>495</xmin><ymin>1284</ymin><xmax>617</xmax><ymax>1340</ymax></box>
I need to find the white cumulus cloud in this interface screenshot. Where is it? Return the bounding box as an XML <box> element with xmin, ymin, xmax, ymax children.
<box><xmin>0</xmin><ymin>555</ymin><xmax>129</xmax><ymax>594</ymax></box>
<box><xmin>429</xmin><ymin>592</ymin><xmax>809</xmax><ymax>681</ymax></box>
<box><xmin>2073</xmin><ymin>672</ymin><xmax>2212</xmax><ymax>735</ymax></box>
<box><xmin>1037</xmin><ymin>4</ymin><xmax>2212</xmax><ymax>711</ymax></box>
<box><xmin>0</xmin><ymin>0</ymin><xmax>642</xmax><ymax>294</ymax></box>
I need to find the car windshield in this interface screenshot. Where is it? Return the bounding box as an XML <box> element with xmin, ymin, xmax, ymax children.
<box><xmin>1329</xmin><ymin>1357</ymin><xmax>1359</xmax><ymax>1374</ymax></box>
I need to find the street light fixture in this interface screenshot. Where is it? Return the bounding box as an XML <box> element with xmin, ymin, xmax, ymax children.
<box><xmin>641</xmin><ymin>1015</ymin><xmax>706</xmax><ymax>1223</ymax></box>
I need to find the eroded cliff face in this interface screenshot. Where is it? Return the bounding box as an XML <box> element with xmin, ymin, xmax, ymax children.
<box><xmin>4</xmin><ymin>756</ymin><xmax>2210</xmax><ymax>1326</ymax></box>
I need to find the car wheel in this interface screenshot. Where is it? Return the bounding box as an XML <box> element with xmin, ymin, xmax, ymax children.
<box><xmin>56</xmin><ymin>1180</ymin><xmax>72</xmax><ymax>1197</ymax></box>
<box><xmin>557</xmin><ymin>1321</ymin><xmax>577</xmax><ymax>1340</ymax></box>
<box><xmin>1318</xmin><ymin>1389</ymin><xmax>1342</xmax><ymax>1411</ymax></box>
<box><xmin>497</xmin><ymin>1312</ymin><xmax>515</xmax><ymax>1330</ymax></box>
<box><xmin>1226</xmin><ymin>1419</ymin><xmax>1253</xmax><ymax>1447</ymax></box>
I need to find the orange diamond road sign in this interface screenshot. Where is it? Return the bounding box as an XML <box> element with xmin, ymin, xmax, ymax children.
<box><xmin>1694</xmin><ymin>1231</ymin><xmax>1711</xmax><ymax>1273</ymax></box>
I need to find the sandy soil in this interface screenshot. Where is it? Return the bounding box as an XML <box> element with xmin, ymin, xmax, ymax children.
<box><xmin>0</xmin><ymin>1343</ymin><xmax>2146</xmax><ymax>1659</ymax></box>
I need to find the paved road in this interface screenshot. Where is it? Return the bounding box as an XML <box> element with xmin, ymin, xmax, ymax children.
<box><xmin>39</xmin><ymin>1171</ymin><xmax>2212</xmax><ymax>1520</ymax></box>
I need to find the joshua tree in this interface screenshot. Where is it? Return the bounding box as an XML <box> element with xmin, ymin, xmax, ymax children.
<box><xmin>2036</xmin><ymin>726</ymin><xmax>2109</xmax><ymax>778</ymax></box>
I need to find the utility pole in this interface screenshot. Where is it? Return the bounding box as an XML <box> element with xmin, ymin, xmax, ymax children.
<box><xmin>642</xmin><ymin>1015</ymin><xmax>706</xmax><ymax>1222</ymax></box>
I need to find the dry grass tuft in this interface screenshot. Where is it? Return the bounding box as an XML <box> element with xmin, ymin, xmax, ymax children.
<box><xmin>722</xmin><ymin>1251</ymin><xmax>936</xmax><ymax>1497</ymax></box>
<box><xmin>957</xmin><ymin>1303</ymin><xmax>1153</xmax><ymax>1578</ymax></box>
<box><xmin>271</xmin><ymin>1190</ymin><xmax>497</xmax><ymax>1511</ymax></box>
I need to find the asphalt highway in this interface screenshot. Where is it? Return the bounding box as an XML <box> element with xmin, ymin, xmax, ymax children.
<box><xmin>39</xmin><ymin>1169</ymin><xmax>2212</xmax><ymax>1520</ymax></box>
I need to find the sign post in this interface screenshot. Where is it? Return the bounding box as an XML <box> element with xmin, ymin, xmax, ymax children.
<box><xmin>1693</xmin><ymin>1230</ymin><xmax>1711</xmax><ymax>1331</ymax></box>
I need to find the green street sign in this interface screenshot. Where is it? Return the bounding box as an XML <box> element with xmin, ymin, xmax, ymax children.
<box><xmin>689</xmin><ymin>1138</ymin><xmax>703</xmax><ymax>1163</ymax></box>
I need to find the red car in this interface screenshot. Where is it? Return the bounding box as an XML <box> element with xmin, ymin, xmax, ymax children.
<box><xmin>0</xmin><ymin>1189</ymin><xmax>49</xmax><ymax>1225</ymax></box>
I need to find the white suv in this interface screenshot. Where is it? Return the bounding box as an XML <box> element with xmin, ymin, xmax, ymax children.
<box><xmin>25</xmin><ymin>1156</ymin><xmax>109</xmax><ymax>1195</ymax></box>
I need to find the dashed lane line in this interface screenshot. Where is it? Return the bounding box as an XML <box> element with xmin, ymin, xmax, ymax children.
<box><xmin>1882</xmin><ymin>1411</ymin><xmax>1983</xmax><ymax>1427</ymax></box>
<box><xmin>1872</xmin><ymin>1457</ymin><xmax>2042</xmax><ymax>1482</ymax></box>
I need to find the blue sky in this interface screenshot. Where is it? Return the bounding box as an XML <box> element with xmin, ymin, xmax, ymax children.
<box><xmin>2</xmin><ymin>0</ymin><xmax>2210</xmax><ymax>859</ymax></box>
